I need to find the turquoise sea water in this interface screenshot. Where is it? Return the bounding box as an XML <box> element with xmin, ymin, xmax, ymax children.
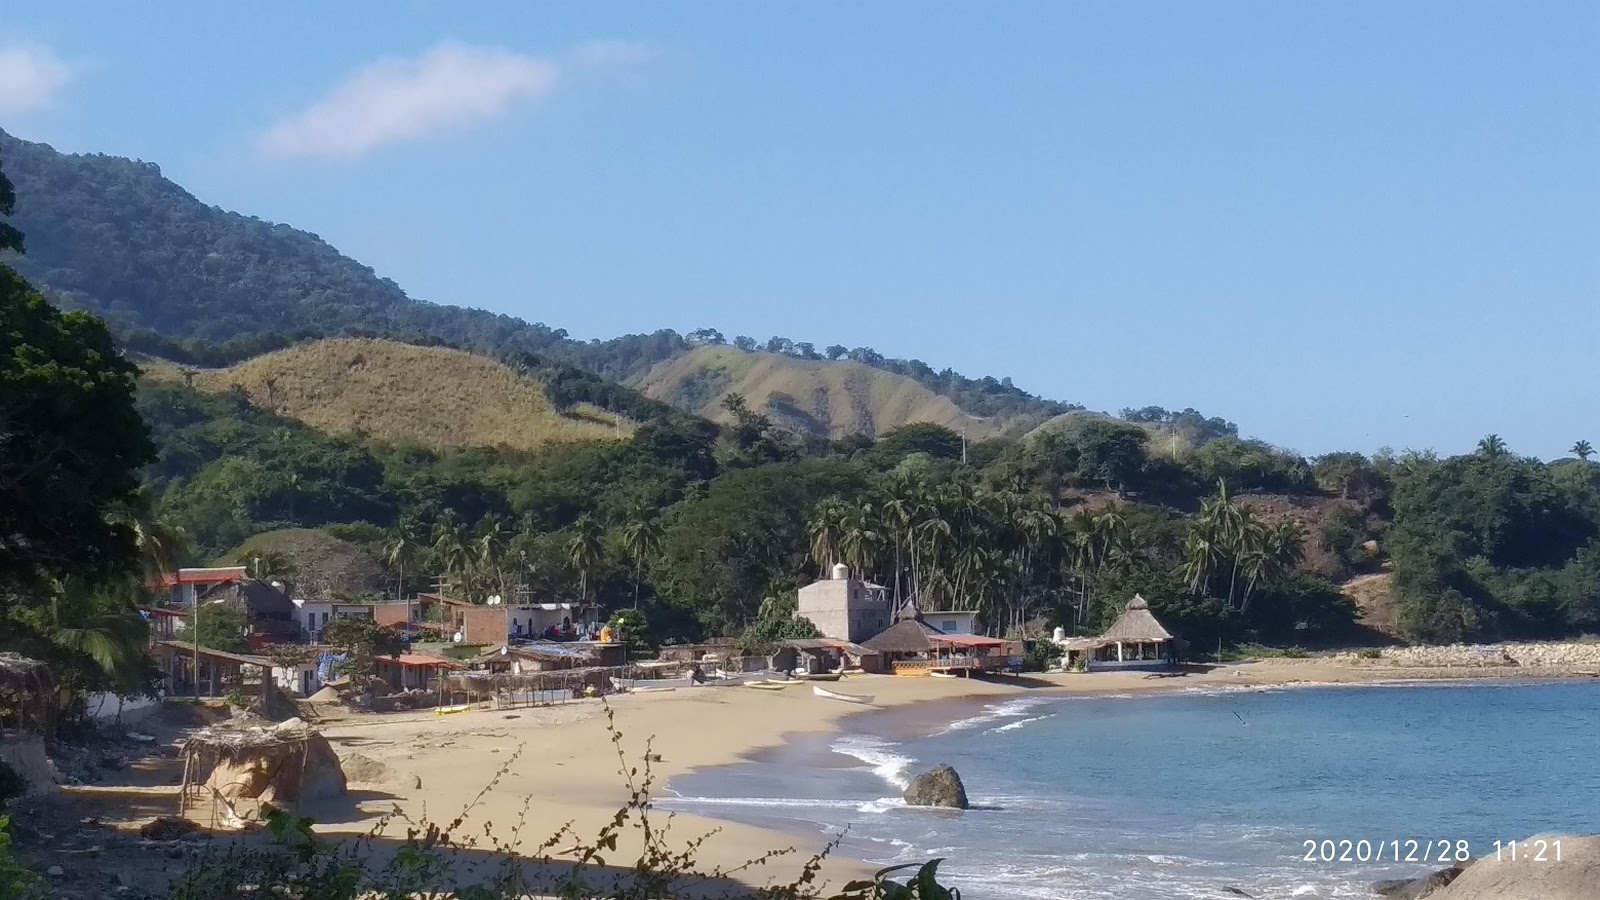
<box><xmin>664</xmin><ymin>680</ymin><xmax>1600</xmax><ymax>899</ymax></box>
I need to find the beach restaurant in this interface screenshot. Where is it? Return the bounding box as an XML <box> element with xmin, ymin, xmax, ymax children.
<box><xmin>1065</xmin><ymin>595</ymin><xmax>1178</xmax><ymax>672</ymax></box>
<box><xmin>862</xmin><ymin>618</ymin><xmax>1013</xmax><ymax>676</ymax></box>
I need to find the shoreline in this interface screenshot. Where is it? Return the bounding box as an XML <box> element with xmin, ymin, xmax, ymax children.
<box><xmin>297</xmin><ymin>659</ymin><xmax>1599</xmax><ymax>894</ymax></box>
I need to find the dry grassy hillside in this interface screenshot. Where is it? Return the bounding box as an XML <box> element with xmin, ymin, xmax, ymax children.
<box><xmin>629</xmin><ymin>345</ymin><xmax>1007</xmax><ymax>440</ymax></box>
<box><xmin>217</xmin><ymin>527</ymin><xmax>387</xmax><ymax>598</ymax></box>
<box><xmin>143</xmin><ymin>339</ymin><xmax>631</xmax><ymax>452</ymax></box>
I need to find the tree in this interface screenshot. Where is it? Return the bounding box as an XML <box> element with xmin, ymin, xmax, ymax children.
<box><xmin>824</xmin><ymin>345</ymin><xmax>848</xmax><ymax>361</ymax></box>
<box><xmin>384</xmin><ymin>518</ymin><xmax>422</xmax><ymax>604</ymax></box>
<box><xmin>606</xmin><ymin>607</ymin><xmax>653</xmax><ymax>650</ymax></box>
<box><xmin>686</xmin><ymin>328</ymin><xmax>725</xmax><ymax>345</ymax></box>
<box><xmin>1477</xmin><ymin>434</ymin><xmax>1508</xmax><ymax>459</ymax></box>
<box><xmin>619</xmin><ymin>505</ymin><xmax>664</xmax><ymax>608</ymax></box>
<box><xmin>1</xmin><ymin>260</ymin><xmax>153</xmax><ymax>604</ymax></box>
<box><xmin>1</xmin><ymin>156</ymin><xmax>155</xmax><ymax>710</ymax></box>
<box><xmin>1573</xmin><ymin>440</ymin><xmax>1594</xmax><ymax>462</ymax></box>
<box><xmin>1073</xmin><ymin>420</ymin><xmax>1148</xmax><ymax>492</ymax></box>
<box><xmin>807</xmin><ymin>498</ymin><xmax>848</xmax><ymax>570</ymax></box>
<box><xmin>322</xmin><ymin>618</ymin><xmax>405</xmax><ymax>678</ymax></box>
<box><xmin>189</xmin><ymin>602</ymin><xmax>249</xmax><ymax>654</ymax></box>
<box><xmin>733</xmin><ymin>335</ymin><xmax>758</xmax><ymax>352</ymax></box>
<box><xmin>567</xmin><ymin>515</ymin><xmax>605</xmax><ymax>605</ymax></box>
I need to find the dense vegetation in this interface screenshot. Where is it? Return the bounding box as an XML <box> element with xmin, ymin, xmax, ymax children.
<box><xmin>3</xmin><ymin>136</ymin><xmax>1599</xmax><ymax>736</ymax></box>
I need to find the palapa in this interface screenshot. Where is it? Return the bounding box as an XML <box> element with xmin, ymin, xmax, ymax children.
<box><xmin>178</xmin><ymin>719</ymin><xmax>346</xmax><ymax>829</ymax></box>
<box><xmin>861</xmin><ymin>619</ymin><xmax>945</xmax><ymax>654</ymax></box>
<box><xmin>1096</xmin><ymin>595</ymin><xmax>1174</xmax><ymax>643</ymax></box>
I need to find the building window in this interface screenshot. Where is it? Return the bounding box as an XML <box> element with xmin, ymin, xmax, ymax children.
<box><xmin>941</xmin><ymin>620</ymin><xmax>957</xmax><ymax>633</ymax></box>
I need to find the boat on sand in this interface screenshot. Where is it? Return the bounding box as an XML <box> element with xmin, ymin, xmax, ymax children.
<box><xmin>796</xmin><ymin>672</ymin><xmax>842</xmax><ymax>682</ymax></box>
<box><xmin>747</xmin><ymin>681</ymin><xmax>796</xmax><ymax>691</ymax></box>
<box><xmin>812</xmin><ymin>685</ymin><xmax>874</xmax><ymax>705</ymax></box>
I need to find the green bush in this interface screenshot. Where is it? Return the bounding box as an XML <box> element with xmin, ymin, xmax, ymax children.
<box><xmin>0</xmin><ymin>815</ymin><xmax>40</xmax><ymax>900</ymax></box>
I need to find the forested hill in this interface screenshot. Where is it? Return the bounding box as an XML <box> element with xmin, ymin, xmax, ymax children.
<box><xmin>0</xmin><ymin>128</ymin><xmax>1068</xmax><ymax>423</ymax></box>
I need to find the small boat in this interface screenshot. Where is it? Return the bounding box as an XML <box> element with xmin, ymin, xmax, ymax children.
<box><xmin>796</xmin><ymin>672</ymin><xmax>842</xmax><ymax>682</ymax></box>
<box><xmin>930</xmin><ymin>670</ymin><xmax>960</xmax><ymax>679</ymax></box>
<box><xmin>435</xmin><ymin>703</ymin><xmax>473</xmax><ymax>715</ymax></box>
<box><xmin>813</xmin><ymin>685</ymin><xmax>874</xmax><ymax>705</ymax></box>
<box><xmin>629</xmin><ymin>686</ymin><xmax>677</xmax><ymax>694</ymax></box>
<box><xmin>747</xmin><ymin>681</ymin><xmax>795</xmax><ymax>691</ymax></box>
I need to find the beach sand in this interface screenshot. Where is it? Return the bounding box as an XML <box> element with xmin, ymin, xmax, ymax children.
<box><xmin>301</xmin><ymin>659</ymin><xmax>1597</xmax><ymax>894</ymax></box>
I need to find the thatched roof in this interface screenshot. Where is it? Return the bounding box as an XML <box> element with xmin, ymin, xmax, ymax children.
<box><xmin>1098</xmin><ymin>595</ymin><xmax>1174</xmax><ymax>642</ymax></box>
<box><xmin>181</xmin><ymin>720</ymin><xmax>317</xmax><ymax>758</ymax></box>
<box><xmin>781</xmin><ymin>638</ymin><xmax>877</xmax><ymax>656</ymax></box>
<box><xmin>862</xmin><ymin>619</ymin><xmax>944</xmax><ymax>654</ymax></box>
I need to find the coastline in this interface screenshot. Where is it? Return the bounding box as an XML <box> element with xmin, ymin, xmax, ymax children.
<box><xmin>306</xmin><ymin>660</ymin><xmax>1600</xmax><ymax>894</ymax></box>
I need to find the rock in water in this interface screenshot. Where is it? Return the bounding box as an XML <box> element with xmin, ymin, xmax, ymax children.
<box><xmin>903</xmin><ymin>765</ymin><xmax>969</xmax><ymax>809</ymax></box>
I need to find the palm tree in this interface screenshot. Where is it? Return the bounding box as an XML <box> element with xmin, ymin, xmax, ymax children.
<box><xmin>476</xmin><ymin>514</ymin><xmax>512</xmax><ymax>600</ymax></box>
<box><xmin>431</xmin><ymin>514</ymin><xmax>473</xmax><ymax>599</ymax></box>
<box><xmin>1241</xmin><ymin>521</ymin><xmax>1304</xmax><ymax>612</ymax></box>
<box><xmin>567</xmin><ymin>515</ymin><xmax>605</xmax><ymax>606</ymax></box>
<box><xmin>108</xmin><ymin>491</ymin><xmax>188</xmax><ymax>583</ymax></box>
<box><xmin>1477</xmin><ymin>434</ymin><xmax>1508</xmax><ymax>458</ymax></box>
<box><xmin>383</xmin><ymin>519</ymin><xmax>421</xmax><ymax>604</ymax></box>
<box><xmin>1573</xmin><ymin>440</ymin><xmax>1595</xmax><ymax>462</ymax></box>
<box><xmin>619</xmin><ymin>505</ymin><xmax>664</xmax><ymax>609</ymax></box>
<box><xmin>839</xmin><ymin>500</ymin><xmax>883</xmax><ymax>581</ymax></box>
<box><xmin>807</xmin><ymin>498</ymin><xmax>848</xmax><ymax>572</ymax></box>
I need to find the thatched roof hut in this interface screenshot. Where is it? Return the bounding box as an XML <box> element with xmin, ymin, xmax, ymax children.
<box><xmin>1098</xmin><ymin>595</ymin><xmax>1174</xmax><ymax>643</ymax></box>
<box><xmin>862</xmin><ymin>619</ymin><xmax>944</xmax><ymax>655</ymax></box>
<box><xmin>1084</xmin><ymin>595</ymin><xmax>1178</xmax><ymax>670</ymax></box>
<box><xmin>179</xmin><ymin>719</ymin><xmax>346</xmax><ymax>829</ymax></box>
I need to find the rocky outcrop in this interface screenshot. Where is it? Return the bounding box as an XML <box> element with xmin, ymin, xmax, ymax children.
<box><xmin>0</xmin><ymin>735</ymin><xmax>58</xmax><ymax>796</ymax></box>
<box><xmin>1340</xmin><ymin>641</ymin><xmax>1600</xmax><ymax>670</ymax></box>
<box><xmin>1421</xmin><ymin>835</ymin><xmax>1600</xmax><ymax>900</ymax></box>
<box><xmin>903</xmin><ymin>765</ymin><xmax>968</xmax><ymax>809</ymax></box>
<box><xmin>1373</xmin><ymin>863</ymin><xmax>1468</xmax><ymax>899</ymax></box>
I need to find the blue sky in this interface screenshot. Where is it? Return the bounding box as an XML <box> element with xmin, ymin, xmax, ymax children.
<box><xmin>3</xmin><ymin>2</ymin><xmax>1596</xmax><ymax>458</ymax></box>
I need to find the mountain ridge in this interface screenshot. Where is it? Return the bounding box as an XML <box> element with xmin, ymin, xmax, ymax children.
<box><xmin>0</xmin><ymin>127</ymin><xmax>1072</xmax><ymax>430</ymax></box>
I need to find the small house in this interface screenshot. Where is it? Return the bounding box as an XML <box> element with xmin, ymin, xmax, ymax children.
<box><xmin>372</xmin><ymin>653</ymin><xmax>462</xmax><ymax>692</ymax></box>
<box><xmin>769</xmin><ymin>638</ymin><xmax>884</xmax><ymax>675</ymax></box>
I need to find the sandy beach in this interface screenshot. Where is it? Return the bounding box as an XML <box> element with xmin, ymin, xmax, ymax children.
<box><xmin>298</xmin><ymin>658</ymin><xmax>1599</xmax><ymax>894</ymax></box>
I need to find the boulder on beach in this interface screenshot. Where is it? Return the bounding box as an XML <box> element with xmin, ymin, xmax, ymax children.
<box><xmin>903</xmin><ymin>764</ymin><xmax>969</xmax><ymax>809</ymax></box>
<box><xmin>1422</xmin><ymin>835</ymin><xmax>1600</xmax><ymax>900</ymax></box>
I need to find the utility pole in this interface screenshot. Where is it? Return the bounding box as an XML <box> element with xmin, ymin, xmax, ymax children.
<box><xmin>962</xmin><ymin>428</ymin><xmax>968</xmax><ymax>465</ymax></box>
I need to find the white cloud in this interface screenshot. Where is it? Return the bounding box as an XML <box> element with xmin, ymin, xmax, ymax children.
<box><xmin>256</xmin><ymin>41</ymin><xmax>560</xmax><ymax>162</ymax></box>
<box><xmin>570</xmin><ymin>39</ymin><xmax>656</xmax><ymax>70</ymax></box>
<box><xmin>0</xmin><ymin>43</ymin><xmax>74</xmax><ymax>116</ymax></box>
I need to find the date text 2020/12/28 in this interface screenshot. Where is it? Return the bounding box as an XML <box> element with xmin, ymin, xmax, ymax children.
<box><xmin>1301</xmin><ymin>838</ymin><xmax>1562</xmax><ymax>863</ymax></box>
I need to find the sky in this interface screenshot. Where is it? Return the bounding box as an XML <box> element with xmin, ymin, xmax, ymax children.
<box><xmin>2</xmin><ymin>2</ymin><xmax>1596</xmax><ymax>459</ymax></box>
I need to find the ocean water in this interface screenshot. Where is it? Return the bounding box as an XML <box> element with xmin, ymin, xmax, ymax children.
<box><xmin>664</xmin><ymin>680</ymin><xmax>1600</xmax><ymax>899</ymax></box>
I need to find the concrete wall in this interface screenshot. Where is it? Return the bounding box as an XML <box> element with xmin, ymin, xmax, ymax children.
<box><xmin>927</xmin><ymin>611</ymin><xmax>979</xmax><ymax>635</ymax></box>
<box><xmin>460</xmin><ymin>606</ymin><xmax>509</xmax><ymax>645</ymax></box>
<box><xmin>797</xmin><ymin>578</ymin><xmax>889</xmax><ymax>643</ymax></box>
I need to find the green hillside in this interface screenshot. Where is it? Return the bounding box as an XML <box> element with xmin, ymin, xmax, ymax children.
<box><xmin>0</xmin><ymin>127</ymin><xmax>1071</xmax><ymax>425</ymax></box>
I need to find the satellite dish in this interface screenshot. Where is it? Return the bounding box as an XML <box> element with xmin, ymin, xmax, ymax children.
<box><xmin>500</xmin><ymin>645</ymin><xmax>508</xmax><ymax>656</ymax></box>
